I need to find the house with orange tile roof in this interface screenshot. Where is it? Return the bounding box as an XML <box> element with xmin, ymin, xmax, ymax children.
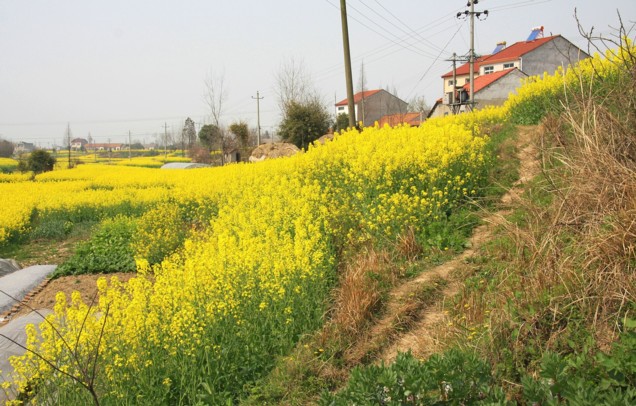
<box><xmin>433</xmin><ymin>28</ymin><xmax>588</xmax><ymax>117</ymax></box>
<box><xmin>335</xmin><ymin>89</ymin><xmax>408</xmax><ymax>127</ymax></box>
<box><xmin>430</xmin><ymin>68</ymin><xmax>528</xmax><ymax>118</ymax></box>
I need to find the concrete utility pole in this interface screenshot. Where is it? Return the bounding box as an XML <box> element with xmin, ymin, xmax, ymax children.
<box><xmin>340</xmin><ymin>0</ymin><xmax>356</xmax><ymax>128</ymax></box>
<box><xmin>457</xmin><ymin>1</ymin><xmax>488</xmax><ymax>111</ymax></box>
<box><xmin>128</xmin><ymin>130</ymin><xmax>132</xmax><ymax>160</ymax></box>
<box><xmin>445</xmin><ymin>53</ymin><xmax>467</xmax><ymax>114</ymax></box>
<box><xmin>252</xmin><ymin>91</ymin><xmax>264</xmax><ymax>145</ymax></box>
<box><xmin>469</xmin><ymin>1</ymin><xmax>475</xmax><ymax>110</ymax></box>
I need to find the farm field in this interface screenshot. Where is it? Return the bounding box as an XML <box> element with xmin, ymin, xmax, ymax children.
<box><xmin>1</xmin><ymin>41</ymin><xmax>635</xmax><ymax>405</ymax></box>
<box><xmin>1</xmin><ymin>109</ymin><xmax>494</xmax><ymax>404</ymax></box>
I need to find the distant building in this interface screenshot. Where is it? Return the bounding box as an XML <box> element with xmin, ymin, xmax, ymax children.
<box><xmin>335</xmin><ymin>89</ymin><xmax>408</xmax><ymax>127</ymax></box>
<box><xmin>14</xmin><ymin>141</ymin><xmax>36</xmax><ymax>153</ymax></box>
<box><xmin>86</xmin><ymin>143</ymin><xmax>124</xmax><ymax>151</ymax></box>
<box><xmin>434</xmin><ymin>27</ymin><xmax>589</xmax><ymax>116</ymax></box>
<box><xmin>70</xmin><ymin>138</ymin><xmax>88</xmax><ymax>150</ymax></box>
<box><xmin>224</xmin><ymin>149</ymin><xmax>241</xmax><ymax>164</ymax></box>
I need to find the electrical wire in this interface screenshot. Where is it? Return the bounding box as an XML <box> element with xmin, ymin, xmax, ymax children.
<box><xmin>369</xmin><ymin>0</ymin><xmax>445</xmax><ymax>53</ymax></box>
<box><xmin>404</xmin><ymin>21</ymin><xmax>466</xmax><ymax>101</ymax></box>
<box><xmin>322</xmin><ymin>0</ymin><xmax>439</xmax><ymax>59</ymax></box>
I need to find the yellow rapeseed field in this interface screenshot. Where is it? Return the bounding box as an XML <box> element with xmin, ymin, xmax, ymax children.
<box><xmin>5</xmin><ymin>43</ymin><xmax>629</xmax><ymax>404</ymax></box>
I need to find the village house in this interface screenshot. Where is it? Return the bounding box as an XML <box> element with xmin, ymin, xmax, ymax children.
<box><xmin>14</xmin><ymin>141</ymin><xmax>36</xmax><ymax>154</ymax></box>
<box><xmin>335</xmin><ymin>89</ymin><xmax>408</xmax><ymax>127</ymax></box>
<box><xmin>430</xmin><ymin>27</ymin><xmax>589</xmax><ymax>117</ymax></box>
<box><xmin>70</xmin><ymin>138</ymin><xmax>88</xmax><ymax>151</ymax></box>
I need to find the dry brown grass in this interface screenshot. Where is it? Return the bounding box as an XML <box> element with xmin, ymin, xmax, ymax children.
<box><xmin>459</xmin><ymin>60</ymin><xmax>636</xmax><ymax>363</ymax></box>
<box><xmin>329</xmin><ymin>248</ymin><xmax>398</xmax><ymax>338</ymax></box>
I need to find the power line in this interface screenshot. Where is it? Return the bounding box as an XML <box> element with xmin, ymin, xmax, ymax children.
<box><xmin>227</xmin><ymin>5</ymin><xmax>466</xmax><ymax>117</ymax></box>
<box><xmin>368</xmin><ymin>0</ymin><xmax>445</xmax><ymax>53</ymax></box>
<box><xmin>404</xmin><ymin>22</ymin><xmax>465</xmax><ymax>101</ymax></box>
<box><xmin>355</xmin><ymin>0</ymin><xmax>444</xmax><ymax>54</ymax></box>
<box><xmin>323</xmin><ymin>0</ymin><xmax>440</xmax><ymax>59</ymax></box>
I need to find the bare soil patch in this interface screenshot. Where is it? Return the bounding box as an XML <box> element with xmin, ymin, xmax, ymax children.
<box><xmin>9</xmin><ymin>273</ymin><xmax>136</xmax><ymax>321</ymax></box>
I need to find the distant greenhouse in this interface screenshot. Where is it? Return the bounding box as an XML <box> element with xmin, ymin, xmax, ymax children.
<box><xmin>160</xmin><ymin>162</ymin><xmax>211</xmax><ymax>170</ymax></box>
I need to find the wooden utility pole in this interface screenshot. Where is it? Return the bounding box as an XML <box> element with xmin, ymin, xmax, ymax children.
<box><xmin>252</xmin><ymin>91</ymin><xmax>264</xmax><ymax>145</ymax></box>
<box><xmin>339</xmin><ymin>0</ymin><xmax>356</xmax><ymax>128</ymax></box>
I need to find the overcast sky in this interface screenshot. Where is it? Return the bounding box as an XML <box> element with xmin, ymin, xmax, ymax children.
<box><xmin>0</xmin><ymin>0</ymin><xmax>633</xmax><ymax>146</ymax></box>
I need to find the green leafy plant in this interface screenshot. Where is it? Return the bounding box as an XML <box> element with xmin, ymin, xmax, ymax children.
<box><xmin>321</xmin><ymin>350</ymin><xmax>505</xmax><ymax>405</ymax></box>
<box><xmin>522</xmin><ymin>319</ymin><xmax>636</xmax><ymax>404</ymax></box>
<box><xmin>54</xmin><ymin>215</ymin><xmax>136</xmax><ymax>276</ymax></box>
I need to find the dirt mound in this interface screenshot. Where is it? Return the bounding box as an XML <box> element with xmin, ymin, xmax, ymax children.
<box><xmin>249</xmin><ymin>143</ymin><xmax>299</xmax><ymax>162</ymax></box>
<box><xmin>315</xmin><ymin>132</ymin><xmax>336</xmax><ymax>145</ymax></box>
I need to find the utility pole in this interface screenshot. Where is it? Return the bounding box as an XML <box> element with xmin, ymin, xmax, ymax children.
<box><xmin>445</xmin><ymin>53</ymin><xmax>467</xmax><ymax>114</ymax></box>
<box><xmin>128</xmin><ymin>130</ymin><xmax>132</xmax><ymax>160</ymax></box>
<box><xmin>163</xmin><ymin>122</ymin><xmax>169</xmax><ymax>162</ymax></box>
<box><xmin>359</xmin><ymin>60</ymin><xmax>366</xmax><ymax>126</ymax></box>
<box><xmin>252</xmin><ymin>91</ymin><xmax>264</xmax><ymax>145</ymax></box>
<box><xmin>457</xmin><ymin>1</ymin><xmax>489</xmax><ymax>111</ymax></box>
<box><xmin>340</xmin><ymin>0</ymin><xmax>356</xmax><ymax>129</ymax></box>
<box><xmin>66</xmin><ymin>122</ymin><xmax>71</xmax><ymax>169</ymax></box>
<box><xmin>469</xmin><ymin>0</ymin><xmax>475</xmax><ymax>110</ymax></box>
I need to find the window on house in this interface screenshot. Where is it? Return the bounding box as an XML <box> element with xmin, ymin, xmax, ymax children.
<box><xmin>503</xmin><ymin>62</ymin><xmax>514</xmax><ymax>69</ymax></box>
<box><xmin>337</xmin><ymin>106</ymin><xmax>345</xmax><ymax>111</ymax></box>
<box><xmin>465</xmin><ymin>78</ymin><xmax>470</xmax><ymax>84</ymax></box>
<box><xmin>448</xmin><ymin>79</ymin><xmax>454</xmax><ymax>86</ymax></box>
<box><xmin>484</xmin><ymin>65</ymin><xmax>494</xmax><ymax>74</ymax></box>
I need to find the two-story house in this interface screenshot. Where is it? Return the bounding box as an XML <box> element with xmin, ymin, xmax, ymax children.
<box><xmin>335</xmin><ymin>89</ymin><xmax>408</xmax><ymax>127</ymax></box>
<box><xmin>430</xmin><ymin>27</ymin><xmax>589</xmax><ymax>117</ymax></box>
<box><xmin>14</xmin><ymin>141</ymin><xmax>36</xmax><ymax>154</ymax></box>
<box><xmin>70</xmin><ymin>138</ymin><xmax>88</xmax><ymax>151</ymax></box>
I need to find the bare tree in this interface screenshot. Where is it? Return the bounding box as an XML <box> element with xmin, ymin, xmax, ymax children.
<box><xmin>275</xmin><ymin>58</ymin><xmax>314</xmax><ymax>111</ymax></box>
<box><xmin>203</xmin><ymin>69</ymin><xmax>229</xmax><ymax>164</ymax></box>
<box><xmin>204</xmin><ymin>69</ymin><xmax>227</xmax><ymax>127</ymax></box>
<box><xmin>408</xmin><ymin>96</ymin><xmax>430</xmax><ymax>113</ymax></box>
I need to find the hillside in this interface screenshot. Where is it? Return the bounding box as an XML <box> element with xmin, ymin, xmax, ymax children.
<box><xmin>1</xmin><ymin>37</ymin><xmax>634</xmax><ymax>405</ymax></box>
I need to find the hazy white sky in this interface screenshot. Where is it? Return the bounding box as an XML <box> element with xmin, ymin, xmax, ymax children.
<box><xmin>0</xmin><ymin>0</ymin><xmax>633</xmax><ymax>146</ymax></box>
